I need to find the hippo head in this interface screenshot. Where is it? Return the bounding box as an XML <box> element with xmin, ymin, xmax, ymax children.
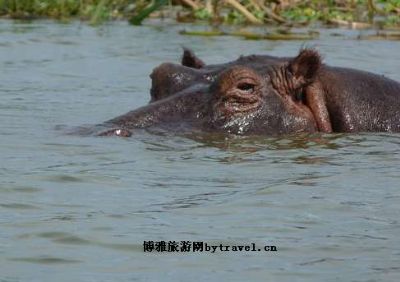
<box><xmin>102</xmin><ymin>49</ymin><xmax>331</xmax><ymax>137</ymax></box>
<box><xmin>146</xmin><ymin>49</ymin><xmax>323</xmax><ymax>135</ymax></box>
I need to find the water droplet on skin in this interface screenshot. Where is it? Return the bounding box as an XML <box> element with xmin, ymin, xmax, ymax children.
<box><xmin>203</xmin><ymin>74</ymin><xmax>215</xmax><ymax>82</ymax></box>
<box><xmin>222</xmin><ymin>112</ymin><xmax>257</xmax><ymax>134</ymax></box>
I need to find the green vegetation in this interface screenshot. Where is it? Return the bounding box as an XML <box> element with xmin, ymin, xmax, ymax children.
<box><xmin>0</xmin><ymin>0</ymin><xmax>139</xmax><ymax>25</ymax></box>
<box><xmin>0</xmin><ymin>0</ymin><xmax>399</xmax><ymax>28</ymax></box>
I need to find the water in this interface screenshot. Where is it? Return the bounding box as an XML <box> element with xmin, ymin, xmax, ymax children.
<box><xmin>1</xmin><ymin>19</ymin><xmax>400</xmax><ymax>282</ymax></box>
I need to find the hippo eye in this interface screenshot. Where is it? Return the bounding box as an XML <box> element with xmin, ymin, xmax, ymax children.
<box><xmin>237</xmin><ymin>82</ymin><xmax>255</xmax><ymax>93</ymax></box>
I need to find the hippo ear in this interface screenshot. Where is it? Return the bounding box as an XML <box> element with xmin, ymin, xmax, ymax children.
<box><xmin>287</xmin><ymin>49</ymin><xmax>321</xmax><ymax>85</ymax></box>
<box><xmin>181</xmin><ymin>48</ymin><xmax>206</xmax><ymax>69</ymax></box>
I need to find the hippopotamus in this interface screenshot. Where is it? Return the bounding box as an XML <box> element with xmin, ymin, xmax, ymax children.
<box><xmin>97</xmin><ymin>48</ymin><xmax>400</xmax><ymax>137</ymax></box>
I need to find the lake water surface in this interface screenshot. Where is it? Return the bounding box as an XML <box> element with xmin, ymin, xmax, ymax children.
<box><xmin>1</xmin><ymin>20</ymin><xmax>400</xmax><ymax>282</ymax></box>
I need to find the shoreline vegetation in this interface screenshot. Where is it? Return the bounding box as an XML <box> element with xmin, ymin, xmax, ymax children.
<box><xmin>1</xmin><ymin>0</ymin><xmax>399</xmax><ymax>27</ymax></box>
<box><xmin>1</xmin><ymin>1</ymin><xmax>400</xmax><ymax>40</ymax></box>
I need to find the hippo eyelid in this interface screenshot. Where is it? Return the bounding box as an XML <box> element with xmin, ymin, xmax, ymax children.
<box><xmin>235</xmin><ymin>76</ymin><xmax>259</xmax><ymax>93</ymax></box>
<box><xmin>237</xmin><ymin>82</ymin><xmax>255</xmax><ymax>92</ymax></box>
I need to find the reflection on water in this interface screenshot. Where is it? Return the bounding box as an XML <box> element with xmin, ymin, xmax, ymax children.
<box><xmin>1</xmin><ymin>19</ymin><xmax>400</xmax><ymax>282</ymax></box>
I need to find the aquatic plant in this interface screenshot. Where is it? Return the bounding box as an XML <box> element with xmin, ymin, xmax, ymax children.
<box><xmin>0</xmin><ymin>0</ymin><xmax>399</xmax><ymax>28</ymax></box>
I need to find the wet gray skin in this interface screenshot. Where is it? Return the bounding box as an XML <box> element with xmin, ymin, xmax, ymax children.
<box><xmin>98</xmin><ymin>48</ymin><xmax>400</xmax><ymax>137</ymax></box>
